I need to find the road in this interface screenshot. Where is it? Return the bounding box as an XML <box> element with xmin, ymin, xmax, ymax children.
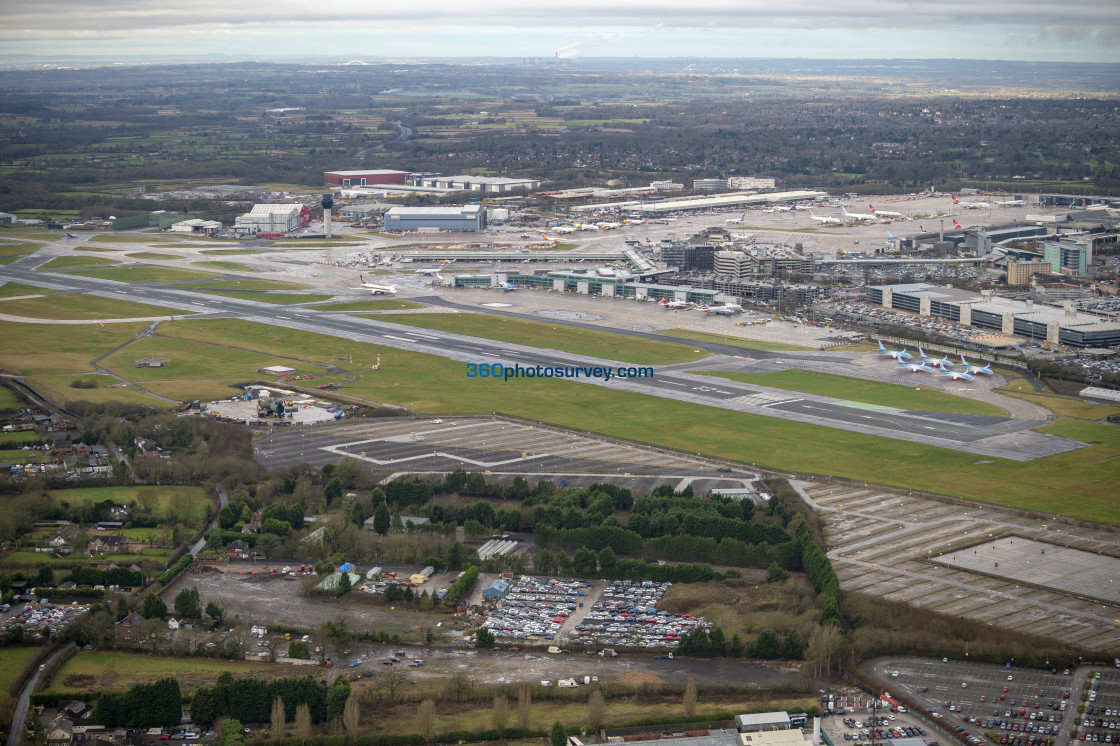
<box><xmin>188</xmin><ymin>486</ymin><xmax>230</xmax><ymax>556</ymax></box>
<box><xmin>7</xmin><ymin>643</ymin><xmax>76</xmax><ymax>746</ymax></box>
<box><xmin>0</xmin><ymin>265</ymin><xmax>1083</xmax><ymax>462</ymax></box>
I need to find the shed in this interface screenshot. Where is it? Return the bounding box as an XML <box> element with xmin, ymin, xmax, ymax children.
<box><xmin>260</xmin><ymin>366</ymin><xmax>296</xmax><ymax>376</ymax></box>
<box><xmin>481</xmin><ymin>579</ymin><xmax>510</xmax><ymax>602</ymax></box>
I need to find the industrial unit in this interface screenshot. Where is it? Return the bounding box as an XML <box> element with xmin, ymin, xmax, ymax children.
<box><xmin>864</xmin><ymin>282</ymin><xmax>1120</xmax><ymax>347</ymax></box>
<box><xmin>448</xmin><ymin>269</ymin><xmax>728</xmax><ymax>304</ymax></box>
<box><xmin>414</xmin><ymin>175</ymin><xmax>541</xmax><ymax>193</ymax></box>
<box><xmin>233</xmin><ymin>204</ymin><xmax>310</xmax><ymax>236</ymax></box>
<box><xmin>323</xmin><ymin>170</ymin><xmax>409</xmax><ymax>187</ymax></box>
<box><xmin>383</xmin><ymin>205</ymin><xmax>487</xmax><ymax>232</ymax></box>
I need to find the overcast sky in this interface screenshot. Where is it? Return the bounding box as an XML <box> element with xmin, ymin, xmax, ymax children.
<box><xmin>3</xmin><ymin>0</ymin><xmax>1119</xmax><ymax>63</ymax></box>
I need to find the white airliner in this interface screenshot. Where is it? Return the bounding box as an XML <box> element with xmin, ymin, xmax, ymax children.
<box><xmin>661</xmin><ymin>299</ymin><xmax>691</xmax><ymax>310</ymax></box>
<box><xmin>897</xmin><ymin>359</ymin><xmax>936</xmax><ymax>373</ymax></box>
<box><xmin>552</xmin><ymin>226</ymin><xmax>576</xmax><ymax>234</ymax></box>
<box><xmin>415</xmin><ymin>268</ymin><xmax>442</xmax><ymax>275</ymax></box>
<box><xmin>869</xmin><ymin>204</ymin><xmax>903</xmax><ymax>219</ymax></box>
<box><xmin>597</xmin><ymin>222</ymin><xmax>621</xmax><ymax>230</ymax></box>
<box><xmin>499</xmin><ymin>283</ymin><xmax>517</xmax><ymax>292</ymax></box>
<box><xmin>960</xmin><ymin>355</ymin><xmax>994</xmax><ymax>375</ymax></box>
<box><xmin>699</xmin><ymin>302</ymin><xmax>743</xmax><ymax>315</ymax></box>
<box><xmin>995</xmin><ymin>199</ymin><xmax>1025</xmax><ymax>207</ymax></box>
<box><xmin>841</xmin><ymin>206</ymin><xmax>879</xmax><ymax>222</ymax></box>
<box><xmin>940</xmin><ymin>369</ymin><xmax>975</xmax><ymax>381</ymax></box>
<box><xmin>918</xmin><ymin>345</ymin><xmax>955</xmax><ymax>371</ymax></box>
<box><xmin>725</xmin><ymin>212</ymin><xmax>748</xmax><ymax>224</ymax></box>
<box><xmin>358</xmin><ymin>275</ymin><xmax>398</xmax><ymax>295</ymax></box>
<box><xmin>877</xmin><ymin>340</ymin><xmax>913</xmax><ymax>360</ymax></box>
<box><xmin>810</xmin><ymin>211</ymin><xmax>845</xmax><ymax>226</ymax></box>
<box><xmin>951</xmin><ymin>194</ymin><xmax>991</xmax><ymax>209</ymax></box>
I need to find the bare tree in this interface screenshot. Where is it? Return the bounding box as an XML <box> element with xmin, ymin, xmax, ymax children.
<box><xmin>491</xmin><ymin>694</ymin><xmax>510</xmax><ymax>737</ymax></box>
<box><xmin>587</xmin><ymin>689</ymin><xmax>606</xmax><ymax>733</ymax></box>
<box><xmin>516</xmin><ymin>683</ymin><xmax>532</xmax><ymax>731</ymax></box>
<box><xmin>294</xmin><ymin>703</ymin><xmax>311</xmax><ymax>740</ymax></box>
<box><xmin>270</xmin><ymin>696</ymin><xmax>285</xmax><ymax>740</ymax></box>
<box><xmin>137</xmin><ymin>489</ymin><xmax>158</xmax><ymax>514</ymax></box>
<box><xmin>444</xmin><ymin>673</ymin><xmax>470</xmax><ymax>702</ymax></box>
<box><xmin>376</xmin><ymin>669</ymin><xmax>411</xmax><ymax>701</ymax></box>
<box><xmin>683</xmin><ymin>676</ymin><xmax>698</xmax><ymax>720</ymax></box>
<box><xmin>806</xmin><ymin>625</ymin><xmax>849</xmax><ymax>676</ymax></box>
<box><xmin>418</xmin><ymin>698</ymin><xmax>437</xmax><ymax>744</ymax></box>
<box><xmin>343</xmin><ymin>695</ymin><xmax>360</xmax><ymax>737</ymax></box>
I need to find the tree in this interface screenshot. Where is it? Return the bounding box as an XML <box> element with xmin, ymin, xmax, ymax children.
<box><xmin>551</xmin><ymin>721</ymin><xmax>567</xmax><ymax>746</ymax></box>
<box><xmin>806</xmin><ymin>624</ymin><xmax>849</xmax><ymax>676</ymax></box>
<box><xmin>475</xmin><ymin>627</ymin><xmax>495</xmax><ymax>648</ymax></box>
<box><xmin>71</xmin><ymin>532</ymin><xmax>91</xmax><ymax>556</ymax></box>
<box><xmin>491</xmin><ymin>694</ymin><xmax>510</xmax><ymax>737</ymax></box>
<box><xmin>324</xmin><ymin>477</ymin><xmax>343</xmax><ymax>503</ymax></box>
<box><xmin>35</xmin><ymin>565</ymin><xmax>53</xmax><ymax>586</ymax></box>
<box><xmin>294</xmin><ymin>703</ymin><xmax>311</xmax><ymax>740</ymax></box>
<box><xmin>766</xmin><ymin>562</ymin><xmax>789</xmax><ymax>583</ymax></box>
<box><xmin>751</xmin><ymin>629</ymin><xmax>781</xmax><ymax>659</ymax></box>
<box><xmin>597</xmin><ymin>546</ymin><xmax>617</xmax><ymax>578</ymax></box>
<box><xmin>573</xmin><ymin>546</ymin><xmax>597</xmax><ymax>575</ymax></box>
<box><xmin>587</xmin><ymin>689</ymin><xmax>606</xmax><ymax>733</ymax></box>
<box><xmin>190</xmin><ymin>687</ymin><xmax>215</xmax><ymax>728</ymax></box>
<box><xmin>784</xmin><ymin>630</ymin><xmax>804</xmax><ymax>660</ymax></box>
<box><xmin>140</xmin><ymin>591</ymin><xmax>166</xmax><ymax>620</ymax></box>
<box><xmin>372</xmin><ymin>500</ymin><xmax>390</xmax><ymax>535</ymax></box>
<box><xmin>205</xmin><ymin>601</ymin><xmax>223</xmax><ymax>625</ymax></box>
<box><xmin>288</xmin><ymin>641</ymin><xmax>310</xmax><ymax>659</ymax></box>
<box><xmin>516</xmin><ymin>683</ymin><xmax>532</xmax><ymax>731</ymax></box>
<box><xmin>168</xmin><ymin>493</ymin><xmax>195</xmax><ymax>526</ymax></box>
<box><xmin>270</xmin><ymin>695</ymin><xmax>285</xmax><ymax>740</ymax></box>
<box><xmin>418</xmin><ymin>699</ymin><xmax>437</xmax><ymax>743</ymax></box>
<box><xmin>729</xmin><ymin>634</ymin><xmax>744</xmax><ymax>658</ymax></box>
<box><xmin>375</xmin><ymin>670</ymin><xmax>411</xmax><ymax>701</ymax></box>
<box><xmin>137</xmin><ymin>489</ymin><xmax>158</xmax><ymax>514</ymax></box>
<box><xmin>683</xmin><ymin>675</ymin><xmax>698</xmax><ymax>719</ymax></box>
<box><xmin>174</xmin><ymin>587</ymin><xmax>201</xmax><ymax>619</ymax></box>
<box><xmin>326</xmin><ymin>674</ymin><xmax>350</xmax><ymax>722</ymax></box>
<box><xmin>338</xmin><ymin>572</ymin><xmax>352</xmax><ymax>595</ymax></box>
<box><xmin>343</xmin><ymin>694</ymin><xmax>360</xmax><ymax>737</ymax></box>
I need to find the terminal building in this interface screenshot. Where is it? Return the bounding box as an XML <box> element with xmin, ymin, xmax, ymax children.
<box><xmin>864</xmin><ymin>282</ymin><xmax>1120</xmax><ymax>348</ymax></box>
<box><xmin>414</xmin><ymin>175</ymin><xmax>541</xmax><ymax>193</ymax></box>
<box><xmin>383</xmin><ymin>205</ymin><xmax>486</xmax><ymax>232</ymax></box>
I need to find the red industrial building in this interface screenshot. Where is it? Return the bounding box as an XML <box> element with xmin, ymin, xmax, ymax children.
<box><xmin>324</xmin><ymin>170</ymin><xmax>409</xmax><ymax>187</ymax></box>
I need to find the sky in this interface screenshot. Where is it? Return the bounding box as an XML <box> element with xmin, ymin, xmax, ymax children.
<box><xmin>2</xmin><ymin>0</ymin><xmax>1119</xmax><ymax>63</ymax></box>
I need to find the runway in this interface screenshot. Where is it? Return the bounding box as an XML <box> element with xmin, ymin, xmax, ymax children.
<box><xmin>0</xmin><ymin>264</ymin><xmax>1085</xmax><ymax>462</ymax></box>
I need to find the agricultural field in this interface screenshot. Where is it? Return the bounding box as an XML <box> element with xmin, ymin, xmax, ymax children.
<box><xmin>0</xmin><ymin>293</ymin><xmax>188</xmax><ymax>320</ymax></box>
<box><xmin>45</xmin><ymin>485</ymin><xmax>212</xmax><ymax>520</ymax></box>
<box><xmin>0</xmin><ymin>384</ymin><xmax>28</xmax><ymax>410</ymax></box>
<box><xmin>35</xmin><ymin>256</ymin><xmax>122</xmax><ymax>270</ymax></box>
<box><xmin>385</xmin><ymin>313</ymin><xmax>708</xmax><ymax>365</ymax></box>
<box><xmin>703</xmin><ymin>369</ymin><xmax>1007</xmax><ymax>416</ymax></box>
<box><xmin>46</xmin><ymin>651</ymin><xmax>287</xmax><ymax>696</ymax></box>
<box><xmin>0</xmin><ymin>647</ymin><xmax>41</xmax><ymax>691</ymax></box>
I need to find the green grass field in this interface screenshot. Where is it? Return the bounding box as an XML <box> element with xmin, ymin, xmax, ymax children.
<box><xmin>198</xmin><ymin>249</ymin><xmax>264</xmax><ymax>256</ymax></box>
<box><xmin>88</xmin><ymin>234</ymin><xmax>161</xmax><ymax>243</ymax></box>
<box><xmin>385</xmin><ymin>313</ymin><xmax>708</xmax><ymax>365</ymax></box>
<box><xmin>326</xmin><ymin>299</ymin><xmax>425</xmax><ymax>311</ymax></box>
<box><xmin>62</xmin><ymin>266</ymin><xmax>218</xmax><ymax>283</ymax></box>
<box><xmin>703</xmin><ymin>369</ymin><xmax>1007</xmax><ymax>416</ymax></box>
<box><xmin>661</xmin><ymin>329</ymin><xmax>816</xmax><ymax>352</ymax></box>
<box><xmin>146</xmin><ymin>319</ymin><xmax>1120</xmax><ymax>524</ymax></box>
<box><xmin>47</xmin><ymin>651</ymin><xmax>276</xmax><ymax>695</ymax></box>
<box><xmin>998</xmin><ymin>375</ymin><xmax>1120</xmax><ymax>420</ymax></box>
<box><xmin>0</xmin><ymin>281</ymin><xmax>51</xmax><ymax>298</ymax></box>
<box><xmin>35</xmin><ymin>256</ymin><xmax>122</xmax><ymax>270</ymax></box>
<box><xmin>175</xmin><ymin>279</ymin><xmax>312</xmax><ymax>291</ymax></box>
<box><xmin>125</xmin><ymin>252</ymin><xmax>182</xmax><ymax>260</ymax></box>
<box><xmin>0</xmin><ymin>294</ymin><xmax>188</xmax><ymax>320</ymax></box>
<box><xmin>0</xmin><ymin>386</ymin><xmax>26</xmax><ymax>411</ymax></box>
<box><xmin>75</xmin><ymin>247</ymin><xmax>125</xmax><ymax>252</ymax></box>
<box><xmin>46</xmin><ymin>485</ymin><xmax>211</xmax><ymax>519</ymax></box>
<box><xmin>0</xmin><ymin>647</ymin><xmax>41</xmax><ymax>690</ymax></box>
<box><xmin>185</xmin><ymin>290</ymin><xmax>336</xmax><ymax>305</ymax></box>
<box><xmin>0</xmin><ymin>319</ymin><xmax>149</xmax><ymax>377</ymax></box>
<box><xmin>0</xmin><ymin>429</ymin><xmax>42</xmax><ymax>445</ymax></box>
<box><xmin>191</xmin><ymin>261</ymin><xmax>259</xmax><ymax>272</ymax></box>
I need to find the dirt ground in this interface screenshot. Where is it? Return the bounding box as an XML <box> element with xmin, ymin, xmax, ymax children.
<box><xmin>168</xmin><ymin>569</ymin><xmax>799</xmax><ymax>688</ymax></box>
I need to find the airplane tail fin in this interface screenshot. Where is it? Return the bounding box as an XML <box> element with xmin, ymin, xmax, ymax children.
<box><xmin>953</xmin><ymin>220</ymin><xmax>963</xmax><ymax>229</ymax></box>
<box><xmin>870</xmin><ymin>204</ymin><xmax>877</xmax><ymax>213</ymax></box>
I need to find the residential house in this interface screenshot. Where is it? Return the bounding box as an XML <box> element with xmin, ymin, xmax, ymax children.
<box><xmin>134</xmin><ymin>437</ymin><xmax>163</xmax><ymax>458</ymax></box>
<box><xmin>50</xmin><ymin>439</ymin><xmax>74</xmax><ymax>457</ymax></box>
<box><xmin>45</xmin><ymin>715</ymin><xmax>73</xmax><ymax>746</ymax></box>
<box><xmin>89</xmin><ymin>535</ymin><xmax>129</xmax><ymax>555</ymax></box>
<box><xmin>226</xmin><ymin>539</ymin><xmax>251</xmax><ymax>559</ymax></box>
<box><xmin>114</xmin><ymin>611</ymin><xmax>146</xmax><ymax>641</ymax></box>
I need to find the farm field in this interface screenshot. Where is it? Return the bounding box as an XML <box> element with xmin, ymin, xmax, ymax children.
<box><xmin>46</xmin><ymin>651</ymin><xmax>289</xmax><ymax>696</ymax></box>
<box><xmin>45</xmin><ymin>485</ymin><xmax>212</xmax><ymax>519</ymax></box>
<box><xmin>0</xmin><ymin>647</ymin><xmax>41</xmax><ymax>691</ymax></box>
<box><xmin>703</xmin><ymin>369</ymin><xmax>1007</xmax><ymax>416</ymax></box>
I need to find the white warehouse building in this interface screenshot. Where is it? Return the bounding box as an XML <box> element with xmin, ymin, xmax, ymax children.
<box><xmin>234</xmin><ymin>204</ymin><xmax>307</xmax><ymax>235</ymax></box>
<box><xmin>415</xmin><ymin>175</ymin><xmax>541</xmax><ymax>193</ymax></box>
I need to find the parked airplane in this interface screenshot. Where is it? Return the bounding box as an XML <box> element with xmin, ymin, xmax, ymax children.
<box><xmin>940</xmin><ymin>368</ymin><xmax>975</xmax><ymax>381</ymax></box>
<box><xmin>725</xmin><ymin>212</ymin><xmax>748</xmax><ymax>224</ymax></box>
<box><xmin>877</xmin><ymin>340</ymin><xmax>913</xmax><ymax>360</ymax></box>
<box><xmin>597</xmin><ymin>222</ymin><xmax>621</xmax><ymax>230</ymax></box>
<box><xmin>64</xmin><ymin>233</ymin><xmax>79</xmax><ymax>239</ymax></box>
<box><xmin>960</xmin><ymin>355</ymin><xmax>994</xmax><ymax>375</ymax></box>
<box><xmin>869</xmin><ymin>204</ymin><xmax>904</xmax><ymax>219</ymax></box>
<box><xmin>552</xmin><ymin>225</ymin><xmax>576</xmax><ymax>234</ymax></box>
<box><xmin>415</xmin><ymin>268</ymin><xmax>442</xmax><ymax>275</ymax></box>
<box><xmin>841</xmin><ymin>206</ymin><xmax>879</xmax><ymax>223</ymax></box>
<box><xmin>699</xmin><ymin>302</ymin><xmax>743</xmax><ymax>315</ymax></box>
<box><xmin>995</xmin><ymin>199</ymin><xmax>1025</xmax><ymax>207</ymax></box>
<box><xmin>661</xmin><ymin>299</ymin><xmax>691</xmax><ymax>310</ymax></box>
<box><xmin>951</xmin><ymin>194</ymin><xmax>992</xmax><ymax>209</ymax></box>
<box><xmin>358</xmin><ymin>275</ymin><xmax>398</xmax><ymax>295</ymax></box>
<box><xmin>953</xmin><ymin>219</ymin><xmax>964</xmax><ymax>230</ymax></box>
<box><xmin>500</xmin><ymin>283</ymin><xmax>517</xmax><ymax>292</ymax></box>
<box><xmin>918</xmin><ymin>345</ymin><xmax>955</xmax><ymax>370</ymax></box>
<box><xmin>810</xmin><ymin>211</ymin><xmax>845</xmax><ymax>226</ymax></box>
<box><xmin>540</xmin><ymin>233</ymin><xmax>563</xmax><ymax>242</ymax></box>
<box><xmin>897</xmin><ymin>359</ymin><xmax>936</xmax><ymax>373</ymax></box>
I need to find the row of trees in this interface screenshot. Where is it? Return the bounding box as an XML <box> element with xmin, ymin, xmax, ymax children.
<box><xmin>676</xmin><ymin>625</ymin><xmax>804</xmax><ymax>660</ymax></box>
<box><xmin>796</xmin><ymin>523</ymin><xmax>842</xmax><ymax>627</ymax></box>
<box><xmin>189</xmin><ymin>672</ymin><xmax>347</xmax><ymax>728</ymax></box>
<box><xmin>94</xmin><ymin>678</ymin><xmax>181</xmax><ymax>727</ymax></box>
